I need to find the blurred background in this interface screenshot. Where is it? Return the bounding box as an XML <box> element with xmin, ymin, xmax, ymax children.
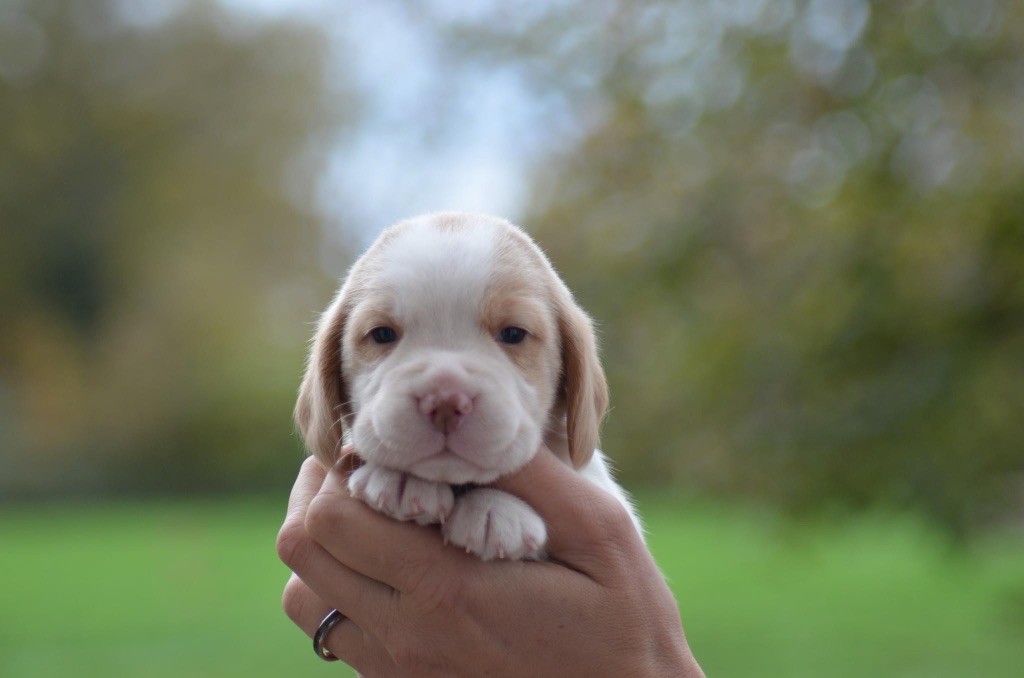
<box><xmin>2</xmin><ymin>0</ymin><xmax>1023</xmax><ymax>676</ymax></box>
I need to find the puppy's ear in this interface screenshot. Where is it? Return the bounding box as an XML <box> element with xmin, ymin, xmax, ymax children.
<box><xmin>294</xmin><ymin>289</ymin><xmax>350</xmax><ymax>467</ymax></box>
<box><xmin>556</xmin><ymin>293</ymin><xmax>609</xmax><ymax>468</ymax></box>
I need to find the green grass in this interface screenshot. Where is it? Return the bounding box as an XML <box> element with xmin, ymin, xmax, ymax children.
<box><xmin>2</xmin><ymin>496</ymin><xmax>1023</xmax><ymax>677</ymax></box>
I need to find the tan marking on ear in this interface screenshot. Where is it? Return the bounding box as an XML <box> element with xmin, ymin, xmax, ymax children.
<box><xmin>556</xmin><ymin>293</ymin><xmax>609</xmax><ymax>468</ymax></box>
<box><xmin>294</xmin><ymin>288</ymin><xmax>349</xmax><ymax>467</ymax></box>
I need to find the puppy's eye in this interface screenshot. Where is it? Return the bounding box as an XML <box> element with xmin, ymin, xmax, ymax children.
<box><xmin>370</xmin><ymin>327</ymin><xmax>398</xmax><ymax>344</ymax></box>
<box><xmin>497</xmin><ymin>327</ymin><xmax>527</xmax><ymax>344</ymax></box>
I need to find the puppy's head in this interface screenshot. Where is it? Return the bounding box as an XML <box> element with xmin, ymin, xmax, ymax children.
<box><xmin>295</xmin><ymin>213</ymin><xmax>607</xmax><ymax>483</ymax></box>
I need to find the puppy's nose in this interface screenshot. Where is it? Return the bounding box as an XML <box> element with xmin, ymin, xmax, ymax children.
<box><xmin>419</xmin><ymin>392</ymin><xmax>473</xmax><ymax>434</ymax></box>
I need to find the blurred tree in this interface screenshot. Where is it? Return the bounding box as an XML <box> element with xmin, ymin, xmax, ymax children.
<box><xmin>3</xmin><ymin>0</ymin><xmax>1022</xmax><ymax>538</ymax></box>
<box><xmin>436</xmin><ymin>0</ymin><xmax>1024</xmax><ymax>534</ymax></box>
<box><xmin>0</xmin><ymin>0</ymin><xmax>344</xmax><ymax>498</ymax></box>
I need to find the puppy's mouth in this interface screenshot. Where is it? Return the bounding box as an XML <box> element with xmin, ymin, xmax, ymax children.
<box><xmin>354</xmin><ymin>408</ymin><xmax>532</xmax><ymax>484</ymax></box>
<box><xmin>408</xmin><ymin>447</ymin><xmax>497</xmax><ymax>483</ymax></box>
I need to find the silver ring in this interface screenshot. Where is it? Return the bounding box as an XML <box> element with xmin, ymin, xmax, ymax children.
<box><xmin>313</xmin><ymin>608</ymin><xmax>345</xmax><ymax>661</ymax></box>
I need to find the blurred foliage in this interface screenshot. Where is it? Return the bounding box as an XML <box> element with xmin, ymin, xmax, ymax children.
<box><xmin>435</xmin><ymin>0</ymin><xmax>1024</xmax><ymax>534</ymax></box>
<box><xmin>0</xmin><ymin>0</ymin><xmax>341</xmax><ymax>498</ymax></box>
<box><xmin>2</xmin><ymin>0</ymin><xmax>1023</xmax><ymax>536</ymax></box>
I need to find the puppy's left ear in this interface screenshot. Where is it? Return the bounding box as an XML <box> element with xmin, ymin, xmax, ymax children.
<box><xmin>294</xmin><ymin>288</ymin><xmax>350</xmax><ymax>468</ymax></box>
<box><xmin>556</xmin><ymin>292</ymin><xmax>609</xmax><ymax>469</ymax></box>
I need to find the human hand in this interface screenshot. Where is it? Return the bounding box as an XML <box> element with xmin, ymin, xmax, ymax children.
<box><xmin>277</xmin><ymin>447</ymin><xmax>704</xmax><ymax>677</ymax></box>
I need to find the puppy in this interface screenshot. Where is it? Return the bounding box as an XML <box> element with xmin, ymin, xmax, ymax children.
<box><xmin>295</xmin><ymin>212</ymin><xmax>641</xmax><ymax>560</ymax></box>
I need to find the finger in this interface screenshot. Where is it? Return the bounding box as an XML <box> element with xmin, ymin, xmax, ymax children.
<box><xmin>285</xmin><ymin>445</ymin><xmax>357</xmax><ymax>514</ymax></box>
<box><xmin>284</xmin><ymin>456</ymin><xmax>327</xmax><ymax>523</ymax></box>
<box><xmin>278</xmin><ymin>449</ymin><xmax>392</xmax><ymax>634</ymax></box>
<box><xmin>280</xmin><ymin>530</ymin><xmax>395</xmax><ymax>635</ymax></box>
<box><xmin>305</xmin><ymin>465</ymin><xmax>468</xmax><ymax>594</ymax></box>
<box><xmin>492</xmin><ymin>448</ymin><xmax>639</xmax><ymax>562</ymax></box>
<box><xmin>282</xmin><ymin>574</ymin><xmax>391</xmax><ymax>673</ymax></box>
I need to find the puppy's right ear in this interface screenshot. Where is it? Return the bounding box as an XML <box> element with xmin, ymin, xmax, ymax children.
<box><xmin>294</xmin><ymin>289</ymin><xmax>349</xmax><ymax>467</ymax></box>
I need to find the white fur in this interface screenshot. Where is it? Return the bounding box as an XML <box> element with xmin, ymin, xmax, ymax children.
<box><xmin>298</xmin><ymin>212</ymin><xmax>642</xmax><ymax>560</ymax></box>
<box><xmin>348</xmin><ymin>221</ymin><xmax>544</xmax><ymax>486</ymax></box>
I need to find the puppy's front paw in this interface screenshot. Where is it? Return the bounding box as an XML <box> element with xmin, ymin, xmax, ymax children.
<box><xmin>348</xmin><ymin>464</ymin><xmax>454</xmax><ymax>526</ymax></box>
<box><xmin>442</xmin><ymin>489</ymin><xmax>546</xmax><ymax>561</ymax></box>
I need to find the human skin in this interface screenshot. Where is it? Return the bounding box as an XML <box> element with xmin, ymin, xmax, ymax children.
<box><xmin>277</xmin><ymin>446</ymin><xmax>704</xmax><ymax>677</ymax></box>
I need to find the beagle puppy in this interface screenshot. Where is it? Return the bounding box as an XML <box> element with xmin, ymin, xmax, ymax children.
<box><xmin>295</xmin><ymin>212</ymin><xmax>640</xmax><ymax>560</ymax></box>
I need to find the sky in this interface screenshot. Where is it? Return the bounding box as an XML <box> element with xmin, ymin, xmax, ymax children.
<box><xmin>214</xmin><ymin>0</ymin><xmax>537</xmax><ymax>248</ymax></box>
